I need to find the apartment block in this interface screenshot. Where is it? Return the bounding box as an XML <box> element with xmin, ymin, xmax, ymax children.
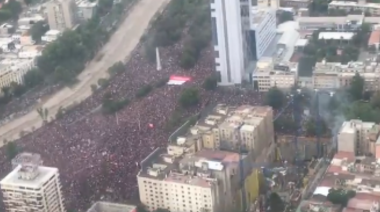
<box><xmin>0</xmin><ymin>155</ymin><xmax>65</xmax><ymax>212</ymax></box>
<box><xmin>337</xmin><ymin>120</ymin><xmax>380</xmax><ymax>156</ymax></box>
<box><xmin>75</xmin><ymin>0</ymin><xmax>97</xmax><ymax>22</ymax></box>
<box><xmin>312</xmin><ymin>61</ymin><xmax>380</xmax><ymax>91</ymax></box>
<box><xmin>175</xmin><ymin>104</ymin><xmax>274</xmax><ymax>158</ymax></box>
<box><xmin>137</xmin><ymin>147</ymin><xmax>259</xmax><ymax>212</ymax></box>
<box><xmin>46</xmin><ymin>0</ymin><xmax>77</xmax><ymax>31</ymax></box>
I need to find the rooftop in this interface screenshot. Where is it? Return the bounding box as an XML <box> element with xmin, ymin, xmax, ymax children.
<box><xmin>329</xmin><ymin>0</ymin><xmax>380</xmax><ymax>9</ymax></box>
<box><xmin>86</xmin><ymin>202</ymin><xmax>136</xmax><ymax>212</ymax></box>
<box><xmin>368</xmin><ymin>30</ymin><xmax>380</xmax><ymax>46</ymax></box>
<box><xmin>76</xmin><ymin>0</ymin><xmax>97</xmax><ymax>7</ymax></box>
<box><xmin>318</xmin><ymin>32</ymin><xmax>355</xmax><ymax>40</ymax></box>
<box><xmin>0</xmin><ymin>165</ymin><xmax>58</xmax><ymax>189</ymax></box>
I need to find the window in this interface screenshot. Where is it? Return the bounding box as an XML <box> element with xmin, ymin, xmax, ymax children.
<box><xmin>215</xmin><ymin>50</ymin><xmax>219</xmax><ymax>58</ymax></box>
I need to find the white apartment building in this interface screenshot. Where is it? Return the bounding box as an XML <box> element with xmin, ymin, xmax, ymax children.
<box><xmin>337</xmin><ymin>120</ymin><xmax>379</xmax><ymax>155</ymax></box>
<box><xmin>312</xmin><ymin>61</ymin><xmax>380</xmax><ymax>90</ymax></box>
<box><xmin>210</xmin><ymin>0</ymin><xmax>276</xmax><ymax>85</ymax></box>
<box><xmin>76</xmin><ymin>0</ymin><xmax>97</xmax><ymax>22</ymax></box>
<box><xmin>137</xmin><ymin>148</ymin><xmax>223</xmax><ymax>212</ymax></box>
<box><xmin>0</xmin><ymin>160</ymin><xmax>65</xmax><ymax>212</ymax></box>
<box><xmin>328</xmin><ymin>0</ymin><xmax>380</xmax><ymax>16</ymax></box>
<box><xmin>46</xmin><ymin>0</ymin><xmax>77</xmax><ymax>31</ymax></box>
<box><xmin>0</xmin><ymin>59</ymin><xmax>35</xmax><ymax>88</ymax></box>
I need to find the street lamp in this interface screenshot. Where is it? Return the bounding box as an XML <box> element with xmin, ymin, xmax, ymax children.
<box><xmin>314</xmin><ymin>89</ymin><xmax>334</xmax><ymax>158</ymax></box>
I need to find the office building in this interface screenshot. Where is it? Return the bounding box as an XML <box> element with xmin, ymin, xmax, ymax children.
<box><xmin>46</xmin><ymin>0</ymin><xmax>77</xmax><ymax>31</ymax></box>
<box><xmin>337</xmin><ymin>120</ymin><xmax>380</xmax><ymax>156</ymax></box>
<box><xmin>210</xmin><ymin>0</ymin><xmax>276</xmax><ymax>86</ymax></box>
<box><xmin>87</xmin><ymin>202</ymin><xmax>136</xmax><ymax>212</ymax></box>
<box><xmin>0</xmin><ymin>156</ymin><xmax>65</xmax><ymax>212</ymax></box>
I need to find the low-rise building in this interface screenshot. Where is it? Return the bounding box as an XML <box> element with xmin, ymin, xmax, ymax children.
<box><xmin>254</xmin><ymin>59</ymin><xmax>297</xmax><ymax>91</ymax></box>
<box><xmin>17</xmin><ymin>15</ymin><xmax>45</xmax><ymax>26</ymax></box>
<box><xmin>337</xmin><ymin>120</ymin><xmax>380</xmax><ymax>156</ymax></box>
<box><xmin>280</xmin><ymin>0</ymin><xmax>311</xmax><ymax>8</ymax></box>
<box><xmin>328</xmin><ymin>0</ymin><xmax>380</xmax><ymax>16</ymax></box>
<box><xmin>312</xmin><ymin>61</ymin><xmax>380</xmax><ymax>90</ymax></box>
<box><xmin>42</xmin><ymin>29</ymin><xmax>61</xmax><ymax>43</ymax></box>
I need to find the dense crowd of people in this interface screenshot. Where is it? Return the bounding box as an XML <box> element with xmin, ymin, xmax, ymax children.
<box><xmin>0</xmin><ymin>41</ymin><xmax>265</xmax><ymax>211</ymax></box>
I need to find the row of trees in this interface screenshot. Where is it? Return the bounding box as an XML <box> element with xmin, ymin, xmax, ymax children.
<box><xmin>0</xmin><ymin>0</ymin><xmax>128</xmax><ymax>110</ymax></box>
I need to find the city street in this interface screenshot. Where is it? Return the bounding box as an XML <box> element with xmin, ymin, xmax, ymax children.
<box><xmin>0</xmin><ymin>0</ymin><xmax>170</xmax><ymax>142</ymax></box>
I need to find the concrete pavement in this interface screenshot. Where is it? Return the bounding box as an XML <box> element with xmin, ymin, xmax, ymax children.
<box><xmin>0</xmin><ymin>0</ymin><xmax>170</xmax><ymax>142</ymax></box>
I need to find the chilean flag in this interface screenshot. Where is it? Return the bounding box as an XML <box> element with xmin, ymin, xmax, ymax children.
<box><xmin>167</xmin><ymin>75</ymin><xmax>192</xmax><ymax>85</ymax></box>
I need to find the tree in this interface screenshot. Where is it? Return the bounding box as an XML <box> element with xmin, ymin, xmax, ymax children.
<box><xmin>107</xmin><ymin>61</ymin><xmax>124</xmax><ymax>76</ymax></box>
<box><xmin>344</xmin><ymin>101</ymin><xmax>380</xmax><ymax>123</ymax></box>
<box><xmin>179</xmin><ymin>87</ymin><xmax>200</xmax><ymax>108</ymax></box>
<box><xmin>29</xmin><ymin>21</ymin><xmax>49</xmax><ymax>43</ymax></box>
<box><xmin>23</xmin><ymin>68</ymin><xmax>44</xmax><ymax>88</ymax></box>
<box><xmin>180</xmin><ymin>46</ymin><xmax>197</xmax><ymax>69</ymax></box>
<box><xmin>5</xmin><ymin>142</ymin><xmax>19</xmax><ymax>160</ymax></box>
<box><xmin>327</xmin><ymin>189</ymin><xmax>356</xmax><ymax>206</ymax></box>
<box><xmin>136</xmin><ymin>84</ymin><xmax>153</xmax><ymax>98</ymax></box>
<box><xmin>203</xmin><ymin>75</ymin><xmax>217</xmax><ymax>91</ymax></box>
<box><xmin>265</xmin><ymin>87</ymin><xmax>285</xmax><ymax>110</ymax></box>
<box><xmin>155</xmin><ymin>77</ymin><xmax>169</xmax><ymax>88</ymax></box>
<box><xmin>268</xmin><ymin>192</ymin><xmax>284</xmax><ymax>212</ymax></box>
<box><xmin>371</xmin><ymin>92</ymin><xmax>380</xmax><ymax>108</ymax></box>
<box><xmin>274</xmin><ymin>116</ymin><xmax>296</xmax><ymax>132</ymax></box>
<box><xmin>97</xmin><ymin>78</ymin><xmax>109</xmax><ymax>89</ymax></box>
<box><xmin>277</xmin><ymin>11</ymin><xmax>293</xmax><ymax>24</ymax></box>
<box><xmin>153</xmin><ymin>209</ymin><xmax>170</xmax><ymax>212</ymax></box>
<box><xmin>102</xmin><ymin>95</ymin><xmax>129</xmax><ymax>114</ymax></box>
<box><xmin>348</xmin><ymin>73</ymin><xmax>364</xmax><ymax>101</ymax></box>
<box><xmin>1</xmin><ymin>0</ymin><xmax>22</xmax><ymax>20</ymax></box>
<box><xmin>136</xmin><ymin>205</ymin><xmax>149</xmax><ymax>212</ymax></box>
<box><xmin>305</xmin><ymin>117</ymin><xmax>328</xmax><ymax>136</ymax></box>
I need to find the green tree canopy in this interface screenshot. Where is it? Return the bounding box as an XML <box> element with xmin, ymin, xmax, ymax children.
<box><xmin>327</xmin><ymin>189</ymin><xmax>356</xmax><ymax>206</ymax></box>
<box><xmin>305</xmin><ymin>117</ymin><xmax>328</xmax><ymax>136</ymax></box>
<box><xmin>179</xmin><ymin>87</ymin><xmax>200</xmax><ymax>108</ymax></box>
<box><xmin>102</xmin><ymin>95</ymin><xmax>129</xmax><ymax>114</ymax></box>
<box><xmin>136</xmin><ymin>84</ymin><xmax>153</xmax><ymax>98</ymax></box>
<box><xmin>265</xmin><ymin>87</ymin><xmax>286</xmax><ymax>110</ymax></box>
<box><xmin>344</xmin><ymin>101</ymin><xmax>380</xmax><ymax>123</ymax></box>
<box><xmin>371</xmin><ymin>92</ymin><xmax>380</xmax><ymax>109</ymax></box>
<box><xmin>277</xmin><ymin>11</ymin><xmax>293</xmax><ymax>24</ymax></box>
<box><xmin>203</xmin><ymin>75</ymin><xmax>218</xmax><ymax>91</ymax></box>
<box><xmin>348</xmin><ymin>73</ymin><xmax>364</xmax><ymax>101</ymax></box>
<box><xmin>29</xmin><ymin>21</ymin><xmax>49</xmax><ymax>42</ymax></box>
<box><xmin>6</xmin><ymin>142</ymin><xmax>19</xmax><ymax>160</ymax></box>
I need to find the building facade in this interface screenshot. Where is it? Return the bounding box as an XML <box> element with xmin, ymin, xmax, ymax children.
<box><xmin>257</xmin><ymin>0</ymin><xmax>280</xmax><ymax>9</ymax></box>
<box><xmin>0</xmin><ymin>158</ymin><xmax>65</xmax><ymax>212</ymax></box>
<box><xmin>210</xmin><ymin>0</ymin><xmax>276</xmax><ymax>86</ymax></box>
<box><xmin>46</xmin><ymin>0</ymin><xmax>77</xmax><ymax>31</ymax></box>
<box><xmin>312</xmin><ymin>61</ymin><xmax>380</xmax><ymax>91</ymax></box>
<box><xmin>0</xmin><ymin>59</ymin><xmax>35</xmax><ymax>88</ymax></box>
<box><xmin>337</xmin><ymin>120</ymin><xmax>380</xmax><ymax>156</ymax></box>
<box><xmin>76</xmin><ymin>0</ymin><xmax>97</xmax><ymax>22</ymax></box>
